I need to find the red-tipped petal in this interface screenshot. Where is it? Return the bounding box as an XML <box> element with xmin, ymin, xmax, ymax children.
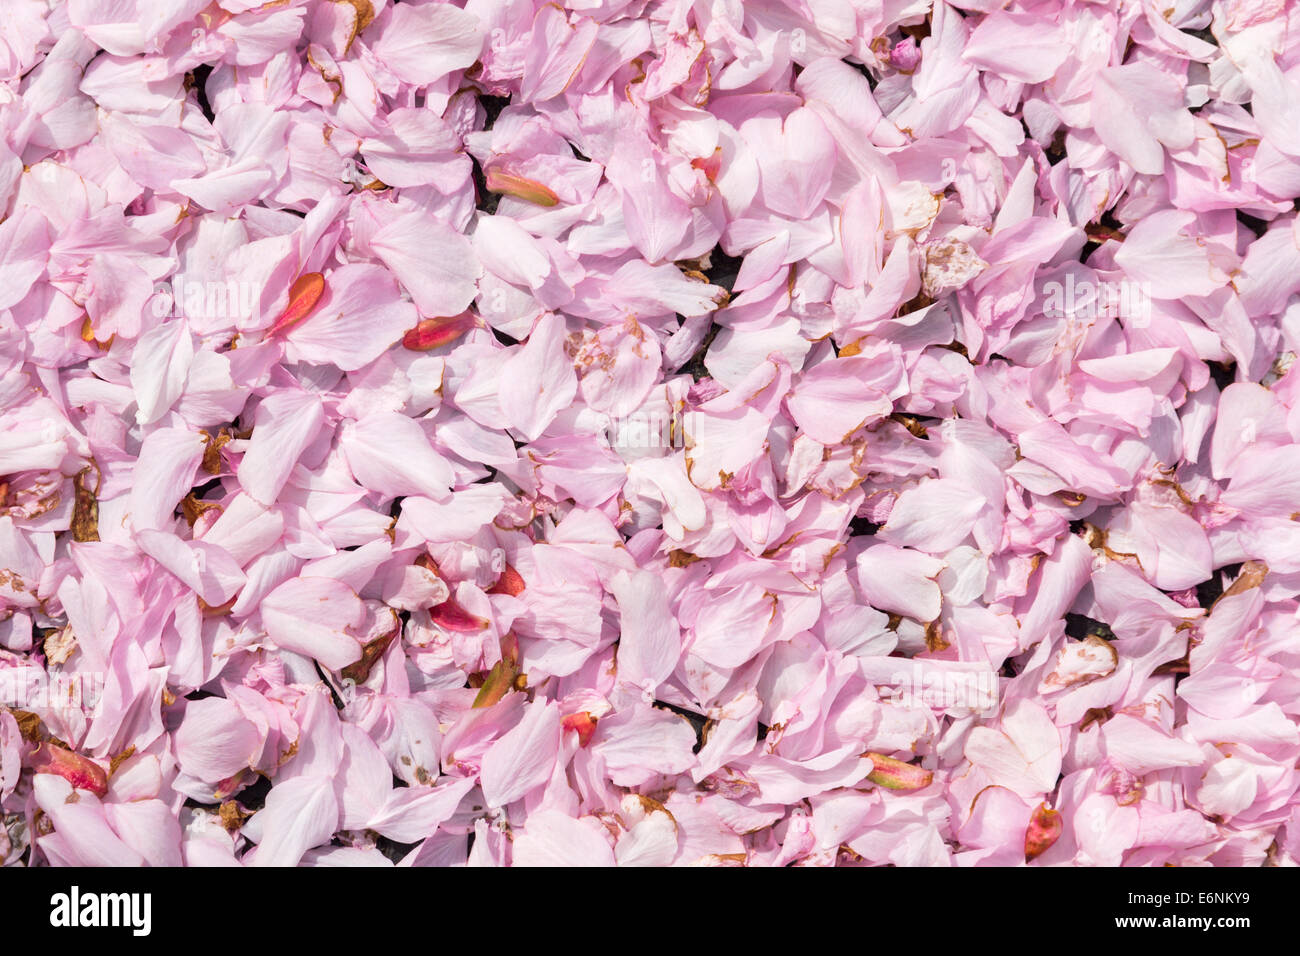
<box><xmin>417</xmin><ymin>555</ymin><xmax>491</xmax><ymax>631</ymax></box>
<box><xmin>402</xmin><ymin>312</ymin><xmax>477</xmax><ymax>351</ymax></box>
<box><xmin>429</xmin><ymin>597</ymin><xmax>490</xmax><ymax>632</ymax></box>
<box><xmin>561</xmin><ymin>711</ymin><xmax>597</xmax><ymax>747</ymax></box>
<box><xmin>484</xmin><ymin>168</ymin><xmax>559</xmax><ymax>207</ymax></box>
<box><xmin>487</xmin><ymin>564</ymin><xmax>526</xmax><ymax>597</ymax></box>
<box><xmin>29</xmin><ymin>742</ymin><xmax>109</xmax><ymax>797</ymax></box>
<box><xmin>215</xmin><ymin>767</ymin><xmax>253</xmax><ymax>801</ymax></box>
<box><xmin>691</xmin><ymin>147</ymin><xmax>722</xmax><ymax>183</ymax></box>
<box><xmin>1024</xmin><ymin>802</ymin><xmax>1063</xmax><ymax>861</ymax></box>
<box><xmin>268</xmin><ymin>272</ymin><xmax>326</xmax><ymax>336</ymax></box>
<box><xmin>864</xmin><ymin>753</ymin><xmax>934</xmax><ymax>791</ymax></box>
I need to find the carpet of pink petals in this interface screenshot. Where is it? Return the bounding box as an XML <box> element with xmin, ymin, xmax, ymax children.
<box><xmin>2</xmin><ymin>0</ymin><xmax>1300</xmax><ymax>867</ymax></box>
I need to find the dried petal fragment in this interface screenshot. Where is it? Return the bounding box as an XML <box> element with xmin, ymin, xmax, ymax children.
<box><xmin>340</xmin><ymin>619</ymin><xmax>402</xmax><ymax>685</ymax></box>
<box><xmin>70</xmin><ymin>467</ymin><xmax>100</xmax><ymax>543</ymax></box>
